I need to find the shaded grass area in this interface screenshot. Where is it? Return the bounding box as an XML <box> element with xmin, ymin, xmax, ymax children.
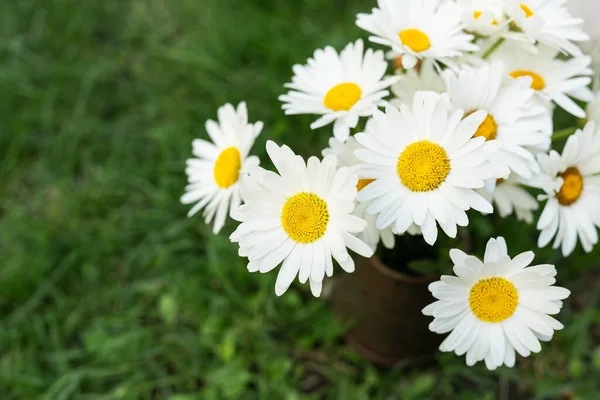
<box><xmin>1</xmin><ymin>0</ymin><xmax>599</xmax><ymax>398</ymax></box>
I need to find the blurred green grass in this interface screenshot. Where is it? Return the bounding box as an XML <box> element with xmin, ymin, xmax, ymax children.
<box><xmin>1</xmin><ymin>0</ymin><xmax>599</xmax><ymax>398</ymax></box>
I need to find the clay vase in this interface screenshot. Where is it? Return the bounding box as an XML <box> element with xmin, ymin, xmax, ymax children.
<box><xmin>330</xmin><ymin>255</ymin><xmax>442</xmax><ymax>367</ymax></box>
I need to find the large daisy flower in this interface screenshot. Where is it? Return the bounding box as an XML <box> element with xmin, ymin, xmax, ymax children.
<box><xmin>356</xmin><ymin>0</ymin><xmax>478</xmax><ymax>69</ymax></box>
<box><xmin>423</xmin><ymin>237</ymin><xmax>571</xmax><ymax>370</ymax></box>
<box><xmin>491</xmin><ymin>43</ymin><xmax>593</xmax><ymax>118</ymax></box>
<box><xmin>354</xmin><ymin>92</ymin><xmax>509</xmax><ymax>246</ymax></box>
<box><xmin>533</xmin><ymin>122</ymin><xmax>600</xmax><ymax>256</ymax></box>
<box><xmin>390</xmin><ymin>59</ymin><xmax>446</xmax><ymax>108</ymax></box>
<box><xmin>480</xmin><ymin>175</ymin><xmax>540</xmax><ymax>224</ymax></box>
<box><xmin>279</xmin><ymin>39</ymin><xmax>399</xmax><ymax>143</ymax></box>
<box><xmin>230</xmin><ymin>141</ymin><xmax>374</xmax><ymax>297</ymax></box>
<box><xmin>181</xmin><ymin>102</ymin><xmax>262</xmax><ymax>234</ymax></box>
<box><xmin>504</xmin><ymin>0</ymin><xmax>589</xmax><ymax>56</ymax></box>
<box><xmin>444</xmin><ymin>61</ymin><xmax>552</xmax><ymax>179</ymax></box>
<box><xmin>322</xmin><ymin>136</ymin><xmax>396</xmax><ymax>252</ymax></box>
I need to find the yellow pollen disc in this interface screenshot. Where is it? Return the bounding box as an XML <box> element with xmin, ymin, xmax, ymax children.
<box><xmin>520</xmin><ymin>3</ymin><xmax>534</xmax><ymax>18</ymax></box>
<box><xmin>469</xmin><ymin>277</ymin><xmax>519</xmax><ymax>323</ymax></box>
<box><xmin>213</xmin><ymin>147</ymin><xmax>241</xmax><ymax>189</ymax></box>
<box><xmin>280</xmin><ymin>192</ymin><xmax>330</xmax><ymax>244</ymax></box>
<box><xmin>356</xmin><ymin>178</ymin><xmax>375</xmax><ymax>192</ymax></box>
<box><xmin>399</xmin><ymin>29</ymin><xmax>431</xmax><ymax>53</ymax></box>
<box><xmin>323</xmin><ymin>83</ymin><xmax>362</xmax><ymax>111</ymax></box>
<box><xmin>474</xmin><ymin>11</ymin><xmax>483</xmax><ymax>19</ymax></box>
<box><xmin>397</xmin><ymin>140</ymin><xmax>450</xmax><ymax>192</ymax></box>
<box><xmin>509</xmin><ymin>70</ymin><xmax>545</xmax><ymax>91</ymax></box>
<box><xmin>468</xmin><ymin>112</ymin><xmax>498</xmax><ymax>141</ymax></box>
<box><xmin>556</xmin><ymin>167</ymin><xmax>584</xmax><ymax>206</ymax></box>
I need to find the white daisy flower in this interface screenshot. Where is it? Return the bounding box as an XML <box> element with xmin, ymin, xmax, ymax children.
<box><xmin>423</xmin><ymin>237</ymin><xmax>571</xmax><ymax>370</ymax></box>
<box><xmin>532</xmin><ymin>122</ymin><xmax>600</xmax><ymax>256</ymax></box>
<box><xmin>230</xmin><ymin>141</ymin><xmax>374</xmax><ymax>297</ymax></box>
<box><xmin>354</xmin><ymin>92</ymin><xmax>509</xmax><ymax>246</ymax></box>
<box><xmin>459</xmin><ymin>0</ymin><xmax>507</xmax><ymax>37</ymax></box>
<box><xmin>279</xmin><ymin>39</ymin><xmax>399</xmax><ymax>143</ymax></box>
<box><xmin>390</xmin><ymin>59</ymin><xmax>446</xmax><ymax>108</ymax></box>
<box><xmin>491</xmin><ymin>43</ymin><xmax>593</xmax><ymax>118</ymax></box>
<box><xmin>181</xmin><ymin>102</ymin><xmax>262</xmax><ymax>234</ymax></box>
<box><xmin>480</xmin><ymin>176</ymin><xmax>540</xmax><ymax>224</ymax></box>
<box><xmin>322</xmin><ymin>136</ymin><xmax>396</xmax><ymax>252</ymax></box>
<box><xmin>444</xmin><ymin>61</ymin><xmax>552</xmax><ymax>179</ymax></box>
<box><xmin>356</xmin><ymin>0</ymin><xmax>478</xmax><ymax>69</ymax></box>
<box><xmin>504</xmin><ymin>0</ymin><xmax>589</xmax><ymax>56</ymax></box>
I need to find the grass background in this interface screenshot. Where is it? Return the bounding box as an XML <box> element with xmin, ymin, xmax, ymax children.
<box><xmin>1</xmin><ymin>0</ymin><xmax>600</xmax><ymax>398</ymax></box>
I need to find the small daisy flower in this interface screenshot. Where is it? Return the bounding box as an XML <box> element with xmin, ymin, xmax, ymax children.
<box><xmin>533</xmin><ymin>122</ymin><xmax>600</xmax><ymax>256</ymax></box>
<box><xmin>230</xmin><ymin>141</ymin><xmax>374</xmax><ymax>297</ymax></box>
<box><xmin>504</xmin><ymin>0</ymin><xmax>589</xmax><ymax>56</ymax></box>
<box><xmin>356</xmin><ymin>0</ymin><xmax>478</xmax><ymax>69</ymax></box>
<box><xmin>459</xmin><ymin>0</ymin><xmax>507</xmax><ymax>37</ymax></box>
<box><xmin>354</xmin><ymin>92</ymin><xmax>509</xmax><ymax>246</ymax></box>
<box><xmin>480</xmin><ymin>176</ymin><xmax>540</xmax><ymax>224</ymax></box>
<box><xmin>423</xmin><ymin>237</ymin><xmax>571</xmax><ymax>370</ymax></box>
<box><xmin>444</xmin><ymin>61</ymin><xmax>552</xmax><ymax>179</ymax></box>
<box><xmin>492</xmin><ymin>43</ymin><xmax>593</xmax><ymax>118</ymax></box>
<box><xmin>322</xmin><ymin>136</ymin><xmax>396</xmax><ymax>251</ymax></box>
<box><xmin>181</xmin><ymin>102</ymin><xmax>262</xmax><ymax>234</ymax></box>
<box><xmin>279</xmin><ymin>39</ymin><xmax>399</xmax><ymax>143</ymax></box>
<box><xmin>390</xmin><ymin>59</ymin><xmax>446</xmax><ymax>108</ymax></box>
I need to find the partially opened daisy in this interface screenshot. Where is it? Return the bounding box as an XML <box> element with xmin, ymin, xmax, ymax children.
<box><xmin>532</xmin><ymin>122</ymin><xmax>600</xmax><ymax>256</ymax></box>
<box><xmin>459</xmin><ymin>0</ymin><xmax>507</xmax><ymax>37</ymax></box>
<box><xmin>356</xmin><ymin>0</ymin><xmax>478</xmax><ymax>69</ymax></box>
<box><xmin>354</xmin><ymin>92</ymin><xmax>509</xmax><ymax>246</ymax></box>
<box><xmin>279</xmin><ymin>39</ymin><xmax>399</xmax><ymax>143</ymax></box>
<box><xmin>480</xmin><ymin>175</ymin><xmax>539</xmax><ymax>224</ymax></box>
<box><xmin>181</xmin><ymin>102</ymin><xmax>263</xmax><ymax>234</ymax></box>
<box><xmin>322</xmin><ymin>136</ymin><xmax>396</xmax><ymax>251</ymax></box>
<box><xmin>504</xmin><ymin>0</ymin><xmax>589</xmax><ymax>56</ymax></box>
<box><xmin>423</xmin><ymin>237</ymin><xmax>570</xmax><ymax>370</ymax></box>
<box><xmin>492</xmin><ymin>43</ymin><xmax>593</xmax><ymax>118</ymax></box>
<box><xmin>390</xmin><ymin>59</ymin><xmax>446</xmax><ymax>108</ymax></box>
<box><xmin>230</xmin><ymin>141</ymin><xmax>374</xmax><ymax>297</ymax></box>
<box><xmin>444</xmin><ymin>61</ymin><xmax>552</xmax><ymax>179</ymax></box>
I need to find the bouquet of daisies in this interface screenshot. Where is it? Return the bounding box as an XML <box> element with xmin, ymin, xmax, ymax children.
<box><xmin>181</xmin><ymin>0</ymin><xmax>600</xmax><ymax>371</ymax></box>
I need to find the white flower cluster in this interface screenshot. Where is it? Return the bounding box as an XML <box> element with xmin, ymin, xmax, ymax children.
<box><xmin>180</xmin><ymin>0</ymin><xmax>600</xmax><ymax>370</ymax></box>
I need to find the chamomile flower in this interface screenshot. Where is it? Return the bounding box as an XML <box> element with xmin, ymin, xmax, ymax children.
<box><xmin>492</xmin><ymin>43</ymin><xmax>593</xmax><ymax>118</ymax></box>
<box><xmin>444</xmin><ymin>61</ymin><xmax>552</xmax><ymax>179</ymax></box>
<box><xmin>230</xmin><ymin>141</ymin><xmax>374</xmax><ymax>297</ymax></box>
<box><xmin>390</xmin><ymin>59</ymin><xmax>446</xmax><ymax>108</ymax></box>
<box><xmin>504</xmin><ymin>0</ymin><xmax>589</xmax><ymax>56</ymax></box>
<box><xmin>356</xmin><ymin>0</ymin><xmax>478</xmax><ymax>69</ymax></box>
<box><xmin>181</xmin><ymin>102</ymin><xmax>262</xmax><ymax>234</ymax></box>
<box><xmin>423</xmin><ymin>237</ymin><xmax>571</xmax><ymax>370</ymax></box>
<box><xmin>533</xmin><ymin>122</ymin><xmax>600</xmax><ymax>256</ymax></box>
<box><xmin>279</xmin><ymin>39</ymin><xmax>399</xmax><ymax>143</ymax></box>
<box><xmin>459</xmin><ymin>0</ymin><xmax>507</xmax><ymax>37</ymax></box>
<box><xmin>480</xmin><ymin>176</ymin><xmax>540</xmax><ymax>223</ymax></box>
<box><xmin>322</xmin><ymin>136</ymin><xmax>396</xmax><ymax>251</ymax></box>
<box><xmin>354</xmin><ymin>92</ymin><xmax>509</xmax><ymax>246</ymax></box>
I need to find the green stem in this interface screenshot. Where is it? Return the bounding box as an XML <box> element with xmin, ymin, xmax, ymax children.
<box><xmin>552</xmin><ymin>127</ymin><xmax>577</xmax><ymax>141</ymax></box>
<box><xmin>482</xmin><ymin>38</ymin><xmax>505</xmax><ymax>59</ymax></box>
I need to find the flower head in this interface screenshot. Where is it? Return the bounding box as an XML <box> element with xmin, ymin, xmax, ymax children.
<box><xmin>424</xmin><ymin>237</ymin><xmax>570</xmax><ymax>370</ymax></box>
<box><xmin>181</xmin><ymin>102</ymin><xmax>262</xmax><ymax>234</ymax></box>
<box><xmin>230</xmin><ymin>141</ymin><xmax>374</xmax><ymax>297</ymax></box>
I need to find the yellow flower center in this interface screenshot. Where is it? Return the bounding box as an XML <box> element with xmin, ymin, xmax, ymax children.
<box><xmin>468</xmin><ymin>112</ymin><xmax>498</xmax><ymax>141</ymax></box>
<box><xmin>520</xmin><ymin>3</ymin><xmax>534</xmax><ymax>18</ymax></box>
<box><xmin>556</xmin><ymin>167</ymin><xmax>584</xmax><ymax>206</ymax></box>
<box><xmin>469</xmin><ymin>277</ymin><xmax>519</xmax><ymax>323</ymax></box>
<box><xmin>213</xmin><ymin>147</ymin><xmax>241</xmax><ymax>189</ymax></box>
<box><xmin>356</xmin><ymin>178</ymin><xmax>375</xmax><ymax>192</ymax></box>
<box><xmin>510</xmin><ymin>70</ymin><xmax>545</xmax><ymax>91</ymax></box>
<box><xmin>397</xmin><ymin>140</ymin><xmax>450</xmax><ymax>192</ymax></box>
<box><xmin>280</xmin><ymin>192</ymin><xmax>330</xmax><ymax>244</ymax></box>
<box><xmin>399</xmin><ymin>29</ymin><xmax>431</xmax><ymax>53</ymax></box>
<box><xmin>323</xmin><ymin>83</ymin><xmax>362</xmax><ymax>111</ymax></box>
<box><xmin>474</xmin><ymin>11</ymin><xmax>498</xmax><ymax>25</ymax></box>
